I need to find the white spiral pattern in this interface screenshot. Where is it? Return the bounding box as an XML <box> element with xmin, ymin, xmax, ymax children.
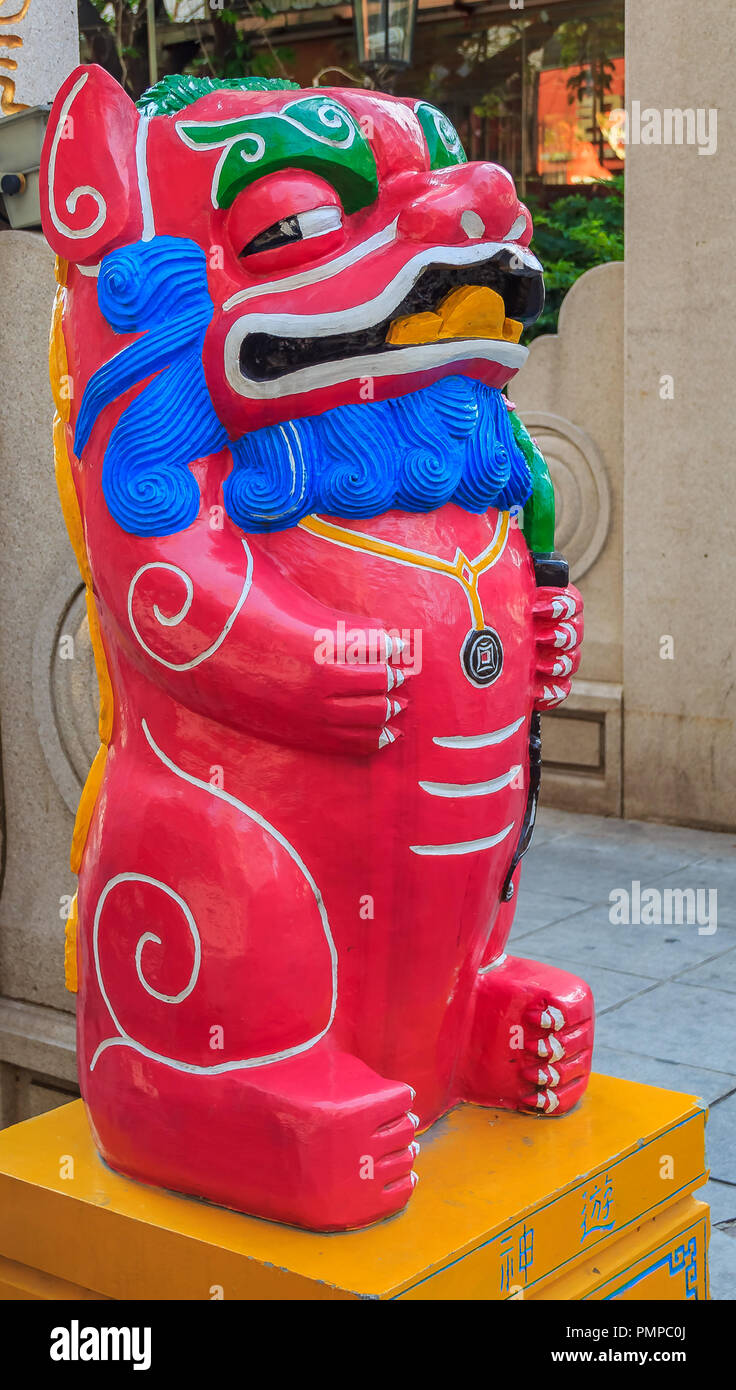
<box><xmin>127</xmin><ymin>539</ymin><xmax>253</xmax><ymax>671</ymax></box>
<box><xmin>91</xmin><ymin>872</ymin><xmax>202</xmax><ymax>1069</ymax></box>
<box><xmin>89</xmin><ymin>720</ymin><xmax>338</xmax><ymax>1076</ymax></box>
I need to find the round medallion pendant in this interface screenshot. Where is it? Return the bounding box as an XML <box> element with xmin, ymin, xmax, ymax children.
<box><xmin>461</xmin><ymin>627</ymin><xmax>504</xmax><ymax>687</ymax></box>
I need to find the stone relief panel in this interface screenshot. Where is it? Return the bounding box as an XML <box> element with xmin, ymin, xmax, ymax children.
<box><xmin>0</xmin><ymin>231</ymin><xmax>77</xmax><ymax>1016</ymax></box>
<box><xmin>519</xmin><ymin>412</ymin><xmax>611</xmax><ymax>583</ymax></box>
<box><xmin>32</xmin><ymin>567</ymin><xmax>98</xmax><ymax>815</ymax></box>
<box><xmin>512</xmin><ymin>261</ymin><xmax>624</xmax><ymax>815</ymax></box>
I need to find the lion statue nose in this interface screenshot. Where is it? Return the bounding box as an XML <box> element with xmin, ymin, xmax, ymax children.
<box><xmin>397</xmin><ymin>162</ymin><xmax>531</xmax><ymax>247</ymax></box>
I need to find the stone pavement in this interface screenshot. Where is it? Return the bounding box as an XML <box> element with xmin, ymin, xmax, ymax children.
<box><xmin>514</xmin><ymin>804</ymin><xmax>736</xmax><ymax>1301</ymax></box>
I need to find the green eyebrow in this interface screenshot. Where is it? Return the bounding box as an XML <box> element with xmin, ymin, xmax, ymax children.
<box><xmin>414</xmin><ymin>102</ymin><xmax>467</xmax><ymax>170</ymax></box>
<box><xmin>177</xmin><ymin>96</ymin><xmax>379</xmax><ymax>214</ymax></box>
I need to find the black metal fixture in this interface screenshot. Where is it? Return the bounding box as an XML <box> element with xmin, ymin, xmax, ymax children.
<box><xmin>353</xmin><ymin>0</ymin><xmax>419</xmax><ymax>76</ymax></box>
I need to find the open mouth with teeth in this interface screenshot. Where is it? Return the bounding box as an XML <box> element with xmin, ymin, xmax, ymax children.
<box><xmin>235</xmin><ymin>247</ymin><xmax>544</xmax><ymax>390</ymax></box>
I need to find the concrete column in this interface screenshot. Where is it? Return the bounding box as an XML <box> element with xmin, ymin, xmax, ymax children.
<box><xmin>623</xmin><ymin>0</ymin><xmax>735</xmax><ymax>829</ymax></box>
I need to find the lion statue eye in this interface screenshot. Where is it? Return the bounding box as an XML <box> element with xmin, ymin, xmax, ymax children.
<box><xmin>240</xmin><ymin>205</ymin><xmax>343</xmax><ymax>258</ymax></box>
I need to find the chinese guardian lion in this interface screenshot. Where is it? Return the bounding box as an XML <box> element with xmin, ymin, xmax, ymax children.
<box><xmin>41</xmin><ymin>65</ymin><xmax>594</xmax><ymax>1231</ymax></box>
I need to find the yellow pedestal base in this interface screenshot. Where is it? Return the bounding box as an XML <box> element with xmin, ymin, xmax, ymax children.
<box><xmin>0</xmin><ymin>1074</ymin><xmax>709</xmax><ymax>1300</ymax></box>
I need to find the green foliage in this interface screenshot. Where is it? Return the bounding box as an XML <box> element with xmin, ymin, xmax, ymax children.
<box><xmin>192</xmin><ymin>4</ymin><xmax>253</xmax><ymax>79</ymax></box>
<box><xmin>524</xmin><ymin>176</ymin><xmax>624</xmax><ymax>340</ymax></box>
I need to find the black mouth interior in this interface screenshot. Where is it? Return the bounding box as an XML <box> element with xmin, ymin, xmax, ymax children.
<box><xmin>239</xmin><ymin>249</ymin><xmax>544</xmax><ymax>384</ymax></box>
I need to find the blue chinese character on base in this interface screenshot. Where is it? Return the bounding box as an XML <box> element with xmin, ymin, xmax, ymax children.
<box><xmin>499</xmin><ymin>1232</ymin><xmax>515</xmax><ymax>1293</ymax></box>
<box><xmin>581</xmin><ymin>1172</ymin><xmax>615</xmax><ymax>1241</ymax></box>
<box><xmin>518</xmin><ymin>1223</ymin><xmax>534</xmax><ymax>1281</ymax></box>
<box><xmin>499</xmin><ymin>1223</ymin><xmax>535</xmax><ymax>1294</ymax></box>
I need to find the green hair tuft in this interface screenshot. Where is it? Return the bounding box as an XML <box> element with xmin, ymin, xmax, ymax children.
<box><xmin>136</xmin><ymin>73</ymin><xmax>300</xmax><ymax>118</ymax></box>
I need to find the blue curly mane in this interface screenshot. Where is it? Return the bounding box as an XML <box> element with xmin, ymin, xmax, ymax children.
<box><xmin>75</xmin><ymin>237</ymin><xmax>532</xmax><ymax>537</ymax></box>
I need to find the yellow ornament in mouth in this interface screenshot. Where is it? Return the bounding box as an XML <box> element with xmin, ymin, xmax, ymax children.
<box><xmin>386</xmin><ymin>285</ymin><xmax>523</xmax><ymax>348</ymax></box>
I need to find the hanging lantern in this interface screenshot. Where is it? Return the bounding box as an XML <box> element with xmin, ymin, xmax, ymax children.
<box><xmin>353</xmin><ymin>0</ymin><xmax>419</xmax><ymax>74</ymax></box>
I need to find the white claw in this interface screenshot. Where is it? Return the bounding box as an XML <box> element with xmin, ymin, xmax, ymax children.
<box><xmin>547</xmin><ymin>1004</ymin><xmax>565</xmax><ymax>1031</ymax></box>
<box><xmin>545</xmin><ymin>1089</ymin><xmax>560</xmax><ymax>1114</ymax></box>
<box><xmin>394</xmin><ymin>669</ymin><xmax>405</xmax><ymax>688</ymax></box>
<box><xmin>408</xmin><ymin>1085</ymin><xmax>416</xmax><ymax>1100</ymax></box>
<box><xmin>410</xmin><ymin>1170</ymin><xmax>419</xmax><ymax>1187</ymax></box>
<box><xmin>378</xmin><ymin>727</ymin><xmax>396</xmax><ymax>749</ymax></box>
<box><xmin>553</xmin><ymin>656</ymin><xmax>572</xmax><ymax>677</ymax></box>
<box><xmin>410</xmin><ymin>1140</ymin><xmax>421</xmax><ymax>1157</ymax></box>
<box><xmin>548</xmin><ymin>1063</ymin><xmax>560</xmax><ymax>1088</ymax></box>
<box><xmin>407</xmin><ymin>1111</ymin><xmax>420</xmax><ymax>1129</ymax></box>
<box><xmin>386</xmin><ymin>664</ymin><xmax>395</xmax><ymax>692</ymax></box>
<box><xmin>551</xmin><ymin>595</ymin><xmax>576</xmax><ymax>619</ymax></box>
<box><xmin>548</xmin><ymin>1035</ymin><xmax>565</xmax><ymax>1062</ymax></box>
<box><xmin>554</xmin><ymin>622</ymin><xmax>576</xmax><ymax>650</ymax></box>
<box><xmin>383</xmin><ymin>633</ymin><xmax>394</xmax><ymax>660</ymax></box>
<box><xmin>535</xmin><ymin>1091</ymin><xmax>547</xmax><ymax>1109</ymax></box>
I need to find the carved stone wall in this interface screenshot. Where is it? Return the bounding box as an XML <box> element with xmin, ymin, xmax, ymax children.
<box><xmin>513</xmin><ymin>261</ymin><xmax>624</xmax><ymax>815</ymax></box>
<box><xmin>0</xmin><ymin>231</ymin><xmax>79</xmax><ymax>1122</ymax></box>
<box><xmin>33</xmin><ymin>570</ymin><xmax>97</xmax><ymax>816</ymax></box>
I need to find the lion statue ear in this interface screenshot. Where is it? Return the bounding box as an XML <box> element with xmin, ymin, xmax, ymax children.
<box><xmin>40</xmin><ymin>64</ymin><xmax>143</xmax><ymax>265</ymax></box>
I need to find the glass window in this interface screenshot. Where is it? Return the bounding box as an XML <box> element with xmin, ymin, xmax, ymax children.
<box><xmin>392</xmin><ymin>0</ymin><xmax>625</xmax><ymax>197</ymax></box>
